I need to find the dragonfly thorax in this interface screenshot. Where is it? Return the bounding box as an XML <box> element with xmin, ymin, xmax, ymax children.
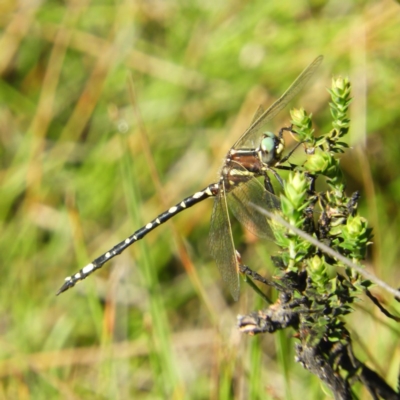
<box><xmin>258</xmin><ymin>132</ymin><xmax>285</xmax><ymax>167</ymax></box>
<box><xmin>222</xmin><ymin>131</ymin><xmax>285</xmax><ymax>192</ymax></box>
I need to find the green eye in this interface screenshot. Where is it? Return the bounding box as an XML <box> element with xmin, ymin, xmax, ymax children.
<box><xmin>261</xmin><ymin>132</ymin><xmax>275</xmax><ymax>152</ymax></box>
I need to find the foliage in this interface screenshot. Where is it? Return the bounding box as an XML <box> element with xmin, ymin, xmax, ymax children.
<box><xmin>238</xmin><ymin>78</ymin><xmax>398</xmax><ymax>399</ymax></box>
<box><xmin>1</xmin><ymin>1</ymin><xmax>400</xmax><ymax>399</ymax></box>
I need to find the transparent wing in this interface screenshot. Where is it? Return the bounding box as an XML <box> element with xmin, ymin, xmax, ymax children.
<box><xmin>227</xmin><ymin>172</ymin><xmax>281</xmax><ymax>239</ymax></box>
<box><xmin>233</xmin><ymin>55</ymin><xmax>323</xmax><ymax>150</ymax></box>
<box><xmin>250</xmin><ymin>105</ymin><xmax>265</xmax><ymax>125</ymax></box>
<box><xmin>209</xmin><ymin>183</ymin><xmax>240</xmax><ymax>301</ymax></box>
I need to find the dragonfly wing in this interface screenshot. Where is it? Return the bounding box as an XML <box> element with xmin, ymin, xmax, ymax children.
<box><xmin>209</xmin><ymin>183</ymin><xmax>240</xmax><ymax>301</ymax></box>
<box><xmin>250</xmin><ymin>105</ymin><xmax>265</xmax><ymax>125</ymax></box>
<box><xmin>233</xmin><ymin>56</ymin><xmax>323</xmax><ymax>149</ymax></box>
<box><xmin>227</xmin><ymin>175</ymin><xmax>280</xmax><ymax>239</ymax></box>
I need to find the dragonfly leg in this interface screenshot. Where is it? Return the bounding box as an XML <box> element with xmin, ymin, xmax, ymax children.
<box><xmin>264</xmin><ymin>173</ymin><xmax>275</xmax><ymax>194</ymax></box>
<box><xmin>278</xmin><ymin>141</ymin><xmax>302</xmax><ymax>165</ymax></box>
<box><xmin>276</xmin><ymin>125</ymin><xmax>304</xmax><ymax>166</ymax></box>
<box><xmin>278</xmin><ymin>125</ymin><xmax>294</xmax><ymax>139</ymax></box>
<box><xmin>239</xmin><ymin>264</ymin><xmax>285</xmax><ymax>291</ymax></box>
<box><xmin>275</xmin><ymin>164</ymin><xmax>295</xmax><ymax>171</ymax></box>
<box><xmin>268</xmin><ymin>168</ymin><xmax>285</xmax><ymax>188</ymax></box>
<box><xmin>239</xmin><ymin>264</ymin><xmax>270</xmax><ymax>285</ymax></box>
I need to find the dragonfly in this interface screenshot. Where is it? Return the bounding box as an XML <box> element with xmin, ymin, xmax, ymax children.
<box><xmin>58</xmin><ymin>55</ymin><xmax>323</xmax><ymax>300</ymax></box>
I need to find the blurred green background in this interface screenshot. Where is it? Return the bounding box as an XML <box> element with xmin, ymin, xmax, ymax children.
<box><xmin>1</xmin><ymin>0</ymin><xmax>399</xmax><ymax>399</ymax></box>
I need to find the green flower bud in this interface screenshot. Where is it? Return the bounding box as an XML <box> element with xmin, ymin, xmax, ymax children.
<box><xmin>306</xmin><ymin>151</ymin><xmax>332</xmax><ymax>174</ymax></box>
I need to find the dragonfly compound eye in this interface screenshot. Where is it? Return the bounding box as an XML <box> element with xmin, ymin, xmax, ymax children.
<box><xmin>260</xmin><ymin>132</ymin><xmax>284</xmax><ymax>166</ymax></box>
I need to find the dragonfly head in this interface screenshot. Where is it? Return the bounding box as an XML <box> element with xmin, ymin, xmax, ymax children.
<box><xmin>259</xmin><ymin>132</ymin><xmax>285</xmax><ymax>166</ymax></box>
